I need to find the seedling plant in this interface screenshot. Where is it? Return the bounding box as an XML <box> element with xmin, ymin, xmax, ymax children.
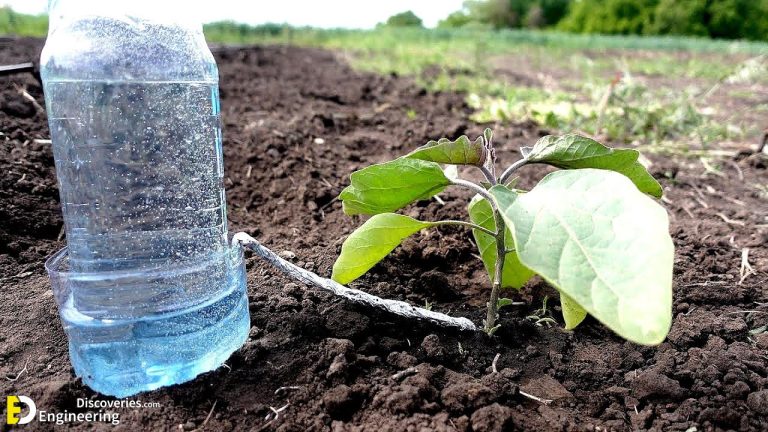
<box><xmin>332</xmin><ymin>131</ymin><xmax>674</xmax><ymax>345</ymax></box>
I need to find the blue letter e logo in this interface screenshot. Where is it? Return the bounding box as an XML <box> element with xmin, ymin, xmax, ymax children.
<box><xmin>7</xmin><ymin>396</ymin><xmax>36</xmax><ymax>425</ymax></box>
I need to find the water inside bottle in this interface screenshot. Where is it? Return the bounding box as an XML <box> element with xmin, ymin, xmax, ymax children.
<box><xmin>44</xmin><ymin>78</ymin><xmax>249</xmax><ymax>397</ymax></box>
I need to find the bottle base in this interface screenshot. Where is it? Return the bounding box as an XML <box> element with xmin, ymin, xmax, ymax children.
<box><xmin>69</xmin><ymin>288</ymin><xmax>249</xmax><ymax>398</ymax></box>
<box><xmin>47</xmin><ymin>245</ymin><xmax>251</xmax><ymax>398</ymax></box>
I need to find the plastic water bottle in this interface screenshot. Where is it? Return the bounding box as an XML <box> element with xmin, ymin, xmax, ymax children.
<box><xmin>41</xmin><ymin>0</ymin><xmax>250</xmax><ymax>397</ymax></box>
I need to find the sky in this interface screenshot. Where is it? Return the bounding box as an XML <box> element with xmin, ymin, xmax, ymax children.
<box><xmin>1</xmin><ymin>0</ymin><xmax>466</xmax><ymax>29</ymax></box>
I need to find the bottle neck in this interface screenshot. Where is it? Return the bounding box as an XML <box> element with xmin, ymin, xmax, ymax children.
<box><xmin>47</xmin><ymin>0</ymin><xmax>204</xmax><ymax>33</ymax></box>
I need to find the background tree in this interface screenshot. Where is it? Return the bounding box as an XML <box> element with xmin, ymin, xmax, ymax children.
<box><xmin>437</xmin><ymin>11</ymin><xmax>474</xmax><ymax>28</ymax></box>
<box><xmin>739</xmin><ymin>0</ymin><xmax>768</xmax><ymax>41</ymax></box>
<box><xmin>464</xmin><ymin>0</ymin><xmax>526</xmax><ymax>29</ymax></box>
<box><xmin>647</xmin><ymin>0</ymin><xmax>709</xmax><ymax>37</ymax></box>
<box><xmin>558</xmin><ymin>0</ymin><xmax>658</xmax><ymax>35</ymax></box>
<box><xmin>461</xmin><ymin>0</ymin><xmax>569</xmax><ymax>29</ymax></box>
<box><xmin>384</xmin><ymin>11</ymin><xmax>424</xmax><ymax>28</ymax></box>
<box><xmin>536</xmin><ymin>0</ymin><xmax>571</xmax><ymax>27</ymax></box>
<box><xmin>706</xmin><ymin>0</ymin><xmax>768</xmax><ymax>40</ymax></box>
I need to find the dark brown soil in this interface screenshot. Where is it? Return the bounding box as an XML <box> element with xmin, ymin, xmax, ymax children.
<box><xmin>1</xmin><ymin>37</ymin><xmax>767</xmax><ymax>432</ymax></box>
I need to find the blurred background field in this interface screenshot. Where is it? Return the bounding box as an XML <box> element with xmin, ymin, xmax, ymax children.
<box><xmin>2</xmin><ymin>1</ymin><xmax>767</xmax><ymax>157</ymax></box>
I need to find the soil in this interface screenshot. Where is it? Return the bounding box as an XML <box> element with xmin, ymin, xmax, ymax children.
<box><xmin>1</xmin><ymin>37</ymin><xmax>767</xmax><ymax>432</ymax></box>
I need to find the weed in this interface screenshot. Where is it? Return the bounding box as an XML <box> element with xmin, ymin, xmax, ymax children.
<box><xmin>526</xmin><ymin>296</ymin><xmax>558</xmax><ymax>328</ymax></box>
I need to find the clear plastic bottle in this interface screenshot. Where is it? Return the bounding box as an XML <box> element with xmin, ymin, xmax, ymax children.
<box><xmin>42</xmin><ymin>0</ymin><xmax>250</xmax><ymax>397</ymax></box>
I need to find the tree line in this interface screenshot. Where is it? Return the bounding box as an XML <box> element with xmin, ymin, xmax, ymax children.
<box><xmin>430</xmin><ymin>0</ymin><xmax>768</xmax><ymax>41</ymax></box>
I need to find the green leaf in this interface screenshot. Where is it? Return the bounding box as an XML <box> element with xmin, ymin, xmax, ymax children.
<box><xmin>491</xmin><ymin>169</ymin><xmax>674</xmax><ymax>345</ymax></box>
<box><xmin>340</xmin><ymin>158</ymin><xmax>451</xmax><ymax>215</ymax></box>
<box><xmin>483</xmin><ymin>128</ymin><xmax>493</xmax><ymax>146</ymax></box>
<box><xmin>560</xmin><ymin>293</ymin><xmax>587</xmax><ymax>330</ymax></box>
<box><xmin>332</xmin><ymin>213</ymin><xmax>432</xmax><ymax>284</ymax></box>
<box><xmin>467</xmin><ymin>192</ymin><xmax>534</xmax><ymax>290</ymax></box>
<box><xmin>497</xmin><ymin>298</ymin><xmax>515</xmax><ymax>309</ymax></box>
<box><xmin>405</xmin><ymin>135</ymin><xmax>486</xmax><ymax>166</ymax></box>
<box><xmin>525</xmin><ymin>134</ymin><xmax>663</xmax><ymax>198</ymax></box>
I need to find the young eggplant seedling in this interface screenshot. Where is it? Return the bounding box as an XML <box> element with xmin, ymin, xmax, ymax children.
<box><xmin>332</xmin><ymin>131</ymin><xmax>674</xmax><ymax>345</ymax></box>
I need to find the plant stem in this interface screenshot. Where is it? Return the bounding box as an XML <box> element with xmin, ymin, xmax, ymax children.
<box><xmin>479</xmin><ymin>166</ymin><xmax>497</xmax><ymax>186</ymax></box>
<box><xmin>498</xmin><ymin>158</ymin><xmax>528</xmax><ymax>185</ymax></box>
<box><xmin>448</xmin><ymin>178</ymin><xmax>508</xmax><ymax>334</ymax></box>
<box><xmin>485</xmin><ymin>209</ymin><xmax>507</xmax><ymax>334</ymax></box>
<box><xmin>433</xmin><ymin>220</ymin><xmax>496</xmax><ymax>237</ymax></box>
<box><xmin>450</xmin><ymin>178</ymin><xmax>495</xmax><ymax>206</ymax></box>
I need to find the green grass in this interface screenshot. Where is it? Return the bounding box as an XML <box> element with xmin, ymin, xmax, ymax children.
<box><xmin>203</xmin><ymin>26</ymin><xmax>768</xmax><ymax>56</ymax></box>
<box><xmin>206</xmin><ymin>26</ymin><xmax>765</xmax><ymax>83</ymax></box>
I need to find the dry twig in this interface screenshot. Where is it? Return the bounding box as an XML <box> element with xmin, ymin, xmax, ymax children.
<box><xmin>519</xmin><ymin>390</ymin><xmax>553</xmax><ymax>405</ymax></box>
<box><xmin>716</xmin><ymin>213</ymin><xmax>746</xmax><ymax>226</ymax></box>
<box><xmin>201</xmin><ymin>400</ymin><xmax>217</xmax><ymax>429</ymax></box>
<box><xmin>265</xmin><ymin>403</ymin><xmax>290</xmax><ymax>421</ymax></box>
<box><xmin>391</xmin><ymin>367</ymin><xmax>418</xmax><ymax>381</ymax></box>
<box><xmin>740</xmin><ymin>248</ymin><xmax>756</xmax><ymax>285</ymax></box>
<box><xmin>5</xmin><ymin>360</ymin><xmax>29</xmax><ymax>382</ymax></box>
<box><xmin>274</xmin><ymin>386</ymin><xmax>301</xmax><ymax>396</ymax></box>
